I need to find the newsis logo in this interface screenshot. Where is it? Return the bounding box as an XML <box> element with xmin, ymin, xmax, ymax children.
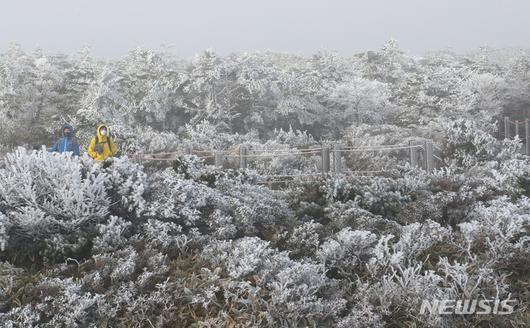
<box><xmin>420</xmin><ymin>296</ymin><xmax>517</xmax><ymax>315</ymax></box>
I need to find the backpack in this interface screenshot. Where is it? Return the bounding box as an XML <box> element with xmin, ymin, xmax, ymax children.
<box><xmin>93</xmin><ymin>133</ymin><xmax>112</xmax><ymax>154</ymax></box>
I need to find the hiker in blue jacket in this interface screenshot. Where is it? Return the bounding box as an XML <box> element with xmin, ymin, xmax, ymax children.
<box><xmin>49</xmin><ymin>123</ymin><xmax>80</xmax><ymax>157</ymax></box>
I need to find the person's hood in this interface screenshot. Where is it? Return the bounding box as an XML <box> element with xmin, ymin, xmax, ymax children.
<box><xmin>62</xmin><ymin>123</ymin><xmax>75</xmax><ymax>137</ymax></box>
<box><xmin>97</xmin><ymin>124</ymin><xmax>108</xmax><ymax>139</ymax></box>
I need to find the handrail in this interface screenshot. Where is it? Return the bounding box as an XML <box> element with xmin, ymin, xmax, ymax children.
<box><xmin>0</xmin><ymin>139</ymin><xmax>446</xmax><ymax>179</ymax></box>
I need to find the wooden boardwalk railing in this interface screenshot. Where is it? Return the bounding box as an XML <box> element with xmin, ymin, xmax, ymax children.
<box><xmin>0</xmin><ymin>139</ymin><xmax>446</xmax><ymax>184</ymax></box>
<box><xmin>502</xmin><ymin>117</ymin><xmax>530</xmax><ymax>155</ymax></box>
<box><xmin>131</xmin><ymin>139</ymin><xmax>444</xmax><ymax>183</ymax></box>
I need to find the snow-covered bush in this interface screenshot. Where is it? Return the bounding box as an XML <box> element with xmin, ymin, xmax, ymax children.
<box><xmin>458</xmin><ymin>196</ymin><xmax>530</xmax><ymax>258</ymax></box>
<box><xmin>0</xmin><ymin>149</ymin><xmax>109</xmax><ymax>264</ymax></box>
<box><xmin>439</xmin><ymin>118</ymin><xmax>523</xmax><ymax>169</ymax></box>
<box><xmin>0</xmin><ymin>277</ymin><xmax>104</xmax><ymax>327</ymax></box>
<box><xmin>92</xmin><ymin>215</ymin><xmax>132</xmax><ymax>253</ymax></box>
<box><xmin>140</xmin><ymin>218</ymin><xmax>188</xmax><ymax>253</ymax></box>
<box><xmin>372</xmin><ymin>262</ymin><xmax>449</xmax><ymax>326</ymax></box>
<box><xmin>104</xmin><ymin>156</ymin><xmax>147</xmax><ymax>217</ymax></box>
<box><xmin>0</xmin><ymin>149</ymin><xmax>147</xmax><ymax>265</ymax></box>
<box><xmin>282</xmin><ymin>220</ymin><xmax>322</xmax><ymax>258</ymax></box>
<box><xmin>0</xmin><ymin>148</ymin><xmax>109</xmax><ymax>225</ymax></box>
<box><xmin>200</xmin><ymin>237</ymin><xmax>347</xmax><ymax>326</ymax></box>
<box><xmin>393</xmin><ymin>220</ymin><xmax>452</xmax><ymax>261</ymax></box>
<box><xmin>146</xmin><ymin>159</ymin><xmax>292</xmax><ymax>238</ymax></box>
<box><xmin>317</xmin><ymin>228</ymin><xmax>378</xmax><ymax>278</ymax></box>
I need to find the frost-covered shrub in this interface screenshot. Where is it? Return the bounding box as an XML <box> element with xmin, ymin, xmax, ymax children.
<box><xmin>92</xmin><ymin>246</ymin><xmax>139</xmax><ymax>283</ymax></box>
<box><xmin>147</xmin><ymin>162</ymin><xmax>292</xmax><ymax>238</ymax></box>
<box><xmin>362</xmin><ymin>220</ymin><xmax>452</xmax><ymax>277</ymax></box>
<box><xmin>317</xmin><ymin>228</ymin><xmax>378</xmax><ymax>278</ymax></box>
<box><xmin>206</xmin><ymin>209</ymin><xmax>237</xmax><ymax>239</ymax></box>
<box><xmin>146</xmin><ymin>168</ymin><xmax>224</xmax><ymax>225</ymax></box>
<box><xmin>140</xmin><ymin>218</ymin><xmax>189</xmax><ymax>254</ymax></box>
<box><xmin>131</xmin><ymin>127</ymin><xmax>181</xmax><ymax>153</ymax></box>
<box><xmin>182</xmin><ymin>120</ymin><xmax>260</xmax><ymax>151</ymax></box>
<box><xmin>393</xmin><ymin>220</ymin><xmax>452</xmax><ymax>261</ymax></box>
<box><xmin>0</xmin><ymin>261</ymin><xmax>25</xmax><ymax>306</ymax></box>
<box><xmin>437</xmin><ymin>257</ymin><xmax>510</xmax><ymax>300</ymax></box>
<box><xmin>440</xmin><ymin>118</ymin><xmax>527</xmax><ymax>171</ymax></box>
<box><xmin>398</xmin><ymin>169</ymin><xmax>469</xmax><ymax>226</ymax></box>
<box><xmin>201</xmin><ymin>237</ymin><xmax>274</xmax><ymax>280</ymax></box>
<box><xmin>0</xmin><ymin>213</ymin><xmax>9</xmax><ymax>252</ymax></box>
<box><xmin>201</xmin><ymin>237</ymin><xmax>347</xmax><ymax>326</ymax></box>
<box><xmin>282</xmin><ymin>220</ymin><xmax>322</xmax><ymax>258</ymax></box>
<box><xmin>0</xmin><ymin>148</ymin><xmax>109</xmax><ymax>226</ymax></box>
<box><xmin>322</xmin><ymin>176</ymin><xmax>410</xmax><ymax>218</ymax></box>
<box><xmin>214</xmin><ymin>178</ymin><xmax>294</xmax><ymax>236</ymax></box>
<box><xmin>0</xmin><ymin>277</ymin><xmax>104</xmax><ymax>327</ymax></box>
<box><xmin>336</xmin><ymin>281</ymin><xmax>384</xmax><ymax>328</ymax></box>
<box><xmin>181</xmin><ymin>122</ymin><xmax>321</xmax><ymax>175</ymax></box>
<box><xmin>463</xmin><ymin>156</ymin><xmax>530</xmax><ymax>197</ymax></box>
<box><xmin>458</xmin><ymin>196</ymin><xmax>530</xmax><ymax>258</ymax></box>
<box><xmin>0</xmin><ymin>149</ymin><xmax>157</xmax><ymax>267</ymax></box>
<box><xmin>366</xmin><ymin>234</ymin><xmax>404</xmax><ymax>275</ymax></box>
<box><xmin>269</xmin><ymin>126</ymin><xmax>316</xmax><ymax>148</ymax></box>
<box><xmin>104</xmin><ymin>156</ymin><xmax>148</xmax><ymax>217</ymax></box>
<box><xmin>323</xmin><ymin>199</ymin><xmax>400</xmax><ymax>233</ymax></box>
<box><xmin>371</xmin><ymin>262</ymin><xmax>450</xmax><ymax>326</ymax></box>
<box><xmin>92</xmin><ymin>215</ymin><xmax>132</xmax><ymax>253</ymax></box>
<box><xmin>0</xmin><ymin>149</ymin><xmax>109</xmax><ymax>264</ymax></box>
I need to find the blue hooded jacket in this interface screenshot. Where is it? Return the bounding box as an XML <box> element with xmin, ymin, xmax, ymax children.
<box><xmin>49</xmin><ymin>123</ymin><xmax>80</xmax><ymax>156</ymax></box>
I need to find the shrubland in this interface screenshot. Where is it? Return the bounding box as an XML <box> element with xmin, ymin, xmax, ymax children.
<box><xmin>0</xmin><ymin>42</ymin><xmax>529</xmax><ymax>327</ymax></box>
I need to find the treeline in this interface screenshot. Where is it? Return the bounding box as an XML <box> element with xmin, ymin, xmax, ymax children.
<box><xmin>0</xmin><ymin>40</ymin><xmax>529</xmax><ymax>153</ymax></box>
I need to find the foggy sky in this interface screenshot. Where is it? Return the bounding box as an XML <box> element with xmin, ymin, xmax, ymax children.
<box><xmin>1</xmin><ymin>0</ymin><xmax>529</xmax><ymax>58</ymax></box>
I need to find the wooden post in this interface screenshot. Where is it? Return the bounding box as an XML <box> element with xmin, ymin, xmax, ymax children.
<box><xmin>504</xmin><ymin>116</ymin><xmax>510</xmax><ymax>139</ymax></box>
<box><xmin>321</xmin><ymin>146</ymin><xmax>330</xmax><ymax>174</ymax></box>
<box><xmin>333</xmin><ymin>144</ymin><xmax>342</xmax><ymax>175</ymax></box>
<box><xmin>515</xmin><ymin>120</ymin><xmax>520</xmax><ymax>139</ymax></box>
<box><xmin>526</xmin><ymin>119</ymin><xmax>530</xmax><ymax>155</ymax></box>
<box><xmin>214</xmin><ymin>151</ymin><xmax>223</xmax><ymax>168</ymax></box>
<box><xmin>425</xmin><ymin>140</ymin><xmax>434</xmax><ymax>172</ymax></box>
<box><xmin>423</xmin><ymin>139</ymin><xmax>434</xmax><ymax>172</ymax></box>
<box><xmin>409</xmin><ymin>140</ymin><xmax>419</xmax><ymax>168</ymax></box>
<box><xmin>239</xmin><ymin>145</ymin><xmax>247</xmax><ymax>169</ymax></box>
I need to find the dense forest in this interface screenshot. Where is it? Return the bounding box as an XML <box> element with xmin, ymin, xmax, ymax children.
<box><xmin>0</xmin><ymin>41</ymin><xmax>529</xmax><ymax>327</ymax></box>
<box><xmin>1</xmin><ymin>40</ymin><xmax>529</xmax><ymax>152</ymax></box>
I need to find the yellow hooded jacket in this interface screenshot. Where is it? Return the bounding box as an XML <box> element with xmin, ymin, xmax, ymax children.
<box><xmin>88</xmin><ymin>124</ymin><xmax>118</xmax><ymax>161</ymax></box>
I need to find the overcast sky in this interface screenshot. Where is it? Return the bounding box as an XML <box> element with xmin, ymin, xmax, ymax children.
<box><xmin>1</xmin><ymin>0</ymin><xmax>529</xmax><ymax>58</ymax></box>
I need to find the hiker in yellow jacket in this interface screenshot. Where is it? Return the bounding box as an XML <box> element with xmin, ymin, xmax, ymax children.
<box><xmin>88</xmin><ymin>124</ymin><xmax>118</xmax><ymax>161</ymax></box>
